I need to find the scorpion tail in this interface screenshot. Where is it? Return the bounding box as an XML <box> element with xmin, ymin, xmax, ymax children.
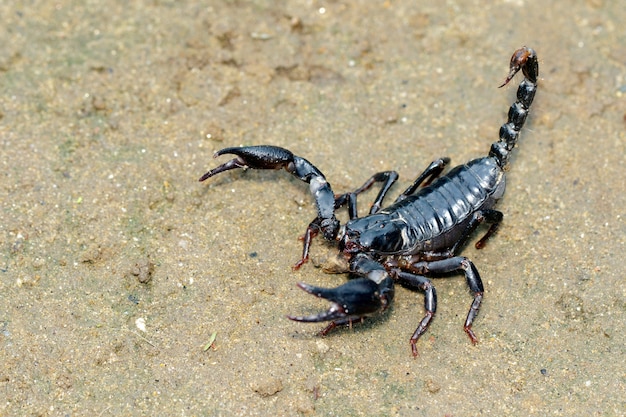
<box><xmin>490</xmin><ymin>46</ymin><xmax>539</xmax><ymax>168</ymax></box>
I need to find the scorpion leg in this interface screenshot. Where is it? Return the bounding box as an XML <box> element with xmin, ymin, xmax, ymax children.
<box><xmin>474</xmin><ymin>209</ymin><xmax>503</xmax><ymax>249</ymax></box>
<box><xmin>200</xmin><ymin>145</ymin><xmax>341</xmax><ymax>267</ymax></box>
<box><xmin>447</xmin><ymin>209</ymin><xmax>503</xmax><ymax>253</ymax></box>
<box><xmin>410</xmin><ymin>257</ymin><xmax>484</xmax><ymax>345</ymax></box>
<box><xmin>395</xmin><ymin>157</ymin><xmax>450</xmax><ymax>202</ymax></box>
<box><xmin>294</xmin><ymin>219</ymin><xmax>320</xmax><ymax>270</ymax></box>
<box><xmin>395</xmin><ymin>271</ymin><xmax>437</xmax><ymax>357</ymax></box>
<box><xmin>334</xmin><ymin>171</ymin><xmax>399</xmax><ymax>217</ymax></box>
<box><xmin>288</xmin><ymin>254</ymin><xmax>395</xmax><ymax>333</ymax></box>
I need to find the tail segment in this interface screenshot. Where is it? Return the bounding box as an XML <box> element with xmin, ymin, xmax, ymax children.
<box><xmin>490</xmin><ymin>47</ymin><xmax>538</xmax><ymax>168</ymax></box>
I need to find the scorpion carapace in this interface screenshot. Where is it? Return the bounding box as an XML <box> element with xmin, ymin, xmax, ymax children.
<box><xmin>200</xmin><ymin>47</ymin><xmax>538</xmax><ymax>357</ymax></box>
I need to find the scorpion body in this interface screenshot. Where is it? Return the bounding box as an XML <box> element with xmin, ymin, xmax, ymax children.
<box><xmin>200</xmin><ymin>47</ymin><xmax>538</xmax><ymax>356</ymax></box>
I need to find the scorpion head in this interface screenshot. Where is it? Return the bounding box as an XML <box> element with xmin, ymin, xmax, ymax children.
<box><xmin>338</xmin><ymin>214</ymin><xmax>406</xmax><ymax>256</ymax></box>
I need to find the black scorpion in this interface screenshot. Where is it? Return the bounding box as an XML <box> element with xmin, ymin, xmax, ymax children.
<box><xmin>200</xmin><ymin>47</ymin><xmax>538</xmax><ymax>356</ymax></box>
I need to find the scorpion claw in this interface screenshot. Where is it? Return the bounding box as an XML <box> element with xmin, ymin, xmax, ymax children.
<box><xmin>200</xmin><ymin>145</ymin><xmax>341</xmax><ymax>245</ymax></box>
<box><xmin>286</xmin><ymin>282</ymin><xmax>349</xmax><ymax>322</ymax></box>
<box><xmin>199</xmin><ymin>146</ymin><xmax>296</xmax><ymax>182</ymax></box>
<box><xmin>287</xmin><ymin>278</ymin><xmax>392</xmax><ymax>326</ymax></box>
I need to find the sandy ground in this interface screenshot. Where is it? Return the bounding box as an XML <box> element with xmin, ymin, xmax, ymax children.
<box><xmin>1</xmin><ymin>0</ymin><xmax>624</xmax><ymax>416</ymax></box>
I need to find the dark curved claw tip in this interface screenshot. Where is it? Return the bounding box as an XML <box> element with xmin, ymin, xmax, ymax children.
<box><xmin>198</xmin><ymin>158</ymin><xmax>244</xmax><ymax>182</ymax></box>
<box><xmin>295</xmin><ymin>281</ymin><xmax>341</xmax><ymax>300</ymax></box>
<box><xmin>286</xmin><ymin>303</ymin><xmax>347</xmax><ymax>323</ymax></box>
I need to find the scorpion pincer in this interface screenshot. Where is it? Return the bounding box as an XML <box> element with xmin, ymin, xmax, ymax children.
<box><xmin>199</xmin><ymin>47</ymin><xmax>538</xmax><ymax>356</ymax></box>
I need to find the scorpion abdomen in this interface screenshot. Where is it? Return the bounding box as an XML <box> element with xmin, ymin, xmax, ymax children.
<box><xmin>383</xmin><ymin>156</ymin><xmax>504</xmax><ymax>254</ymax></box>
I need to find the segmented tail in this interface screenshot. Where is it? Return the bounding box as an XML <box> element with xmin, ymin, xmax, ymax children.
<box><xmin>490</xmin><ymin>47</ymin><xmax>539</xmax><ymax>168</ymax></box>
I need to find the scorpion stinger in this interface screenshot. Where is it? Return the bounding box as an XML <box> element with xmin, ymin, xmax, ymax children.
<box><xmin>491</xmin><ymin>47</ymin><xmax>538</xmax><ymax>168</ymax></box>
<box><xmin>200</xmin><ymin>47</ymin><xmax>539</xmax><ymax>357</ymax></box>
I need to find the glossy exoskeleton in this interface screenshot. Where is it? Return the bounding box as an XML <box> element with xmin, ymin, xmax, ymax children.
<box><xmin>199</xmin><ymin>47</ymin><xmax>538</xmax><ymax>356</ymax></box>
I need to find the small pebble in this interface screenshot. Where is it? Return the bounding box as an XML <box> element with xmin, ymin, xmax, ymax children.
<box><xmin>251</xmin><ymin>377</ymin><xmax>283</xmax><ymax>397</ymax></box>
<box><xmin>131</xmin><ymin>258</ymin><xmax>154</xmax><ymax>283</ymax></box>
<box><xmin>135</xmin><ymin>317</ymin><xmax>147</xmax><ymax>332</ymax></box>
